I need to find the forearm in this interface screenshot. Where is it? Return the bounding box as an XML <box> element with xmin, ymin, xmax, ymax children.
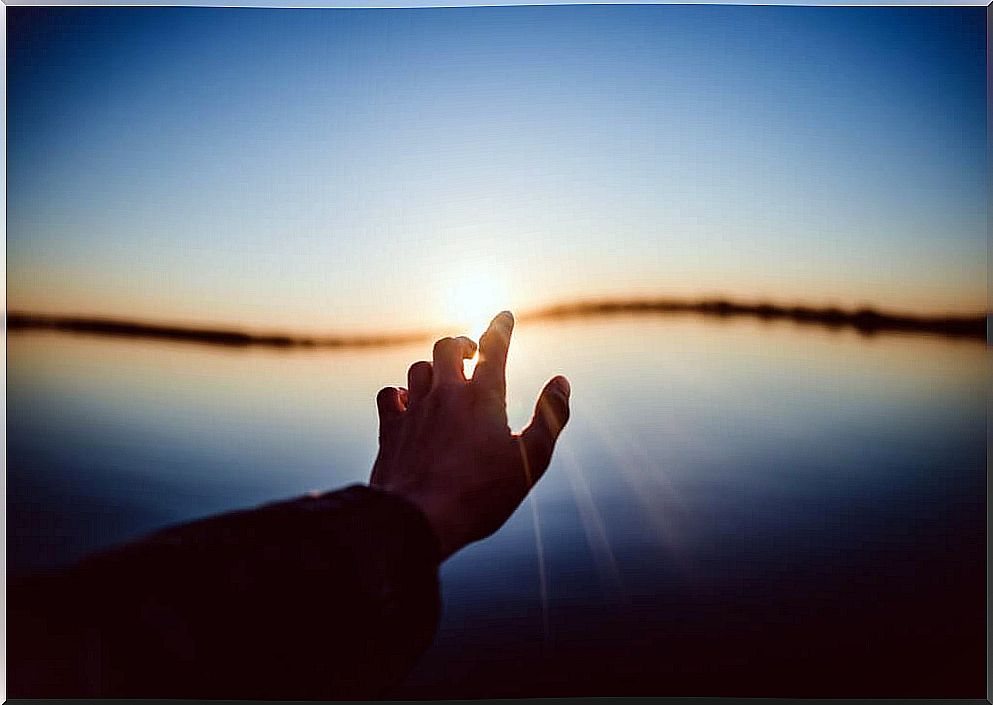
<box><xmin>7</xmin><ymin>484</ymin><xmax>442</xmax><ymax>699</ymax></box>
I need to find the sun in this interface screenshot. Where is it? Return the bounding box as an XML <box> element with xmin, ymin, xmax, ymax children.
<box><xmin>444</xmin><ymin>272</ymin><xmax>508</xmax><ymax>339</ymax></box>
<box><xmin>441</xmin><ymin>272</ymin><xmax>509</xmax><ymax>377</ymax></box>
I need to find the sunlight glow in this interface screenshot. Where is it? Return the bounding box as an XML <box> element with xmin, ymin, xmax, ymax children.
<box><xmin>452</xmin><ymin>276</ymin><xmax>508</xmax><ymax>338</ymax></box>
<box><xmin>463</xmin><ymin>349</ymin><xmax>480</xmax><ymax>379</ymax></box>
<box><xmin>441</xmin><ymin>271</ymin><xmax>508</xmax><ymax>378</ymax></box>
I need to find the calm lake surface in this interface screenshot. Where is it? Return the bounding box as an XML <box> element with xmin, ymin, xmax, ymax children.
<box><xmin>7</xmin><ymin>316</ymin><xmax>987</xmax><ymax>697</ymax></box>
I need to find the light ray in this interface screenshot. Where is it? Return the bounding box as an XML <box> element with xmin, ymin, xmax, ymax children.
<box><xmin>559</xmin><ymin>442</ymin><xmax>625</xmax><ymax>603</ymax></box>
<box><xmin>573</xmin><ymin>402</ymin><xmax>700</xmax><ymax>583</ymax></box>
<box><xmin>528</xmin><ymin>495</ymin><xmax>550</xmax><ymax>645</ymax></box>
<box><xmin>519</xmin><ymin>437</ymin><xmax>550</xmax><ymax>645</ymax></box>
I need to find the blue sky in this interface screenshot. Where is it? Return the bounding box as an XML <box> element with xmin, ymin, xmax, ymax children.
<box><xmin>7</xmin><ymin>6</ymin><xmax>986</xmax><ymax>332</ymax></box>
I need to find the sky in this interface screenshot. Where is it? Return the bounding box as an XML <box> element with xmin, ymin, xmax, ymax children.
<box><xmin>6</xmin><ymin>6</ymin><xmax>987</xmax><ymax>334</ymax></box>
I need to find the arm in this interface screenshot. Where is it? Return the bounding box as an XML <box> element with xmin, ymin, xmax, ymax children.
<box><xmin>8</xmin><ymin>485</ymin><xmax>442</xmax><ymax>699</ymax></box>
<box><xmin>7</xmin><ymin>311</ymin><xmax>570</xmax><ymax>699</ymax></box>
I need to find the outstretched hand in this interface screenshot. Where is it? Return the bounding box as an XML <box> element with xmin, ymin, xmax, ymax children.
<box><xmin>370</xmin><ymin>311</ymin><xmax>571</xmax><ymax>560</ymax></box>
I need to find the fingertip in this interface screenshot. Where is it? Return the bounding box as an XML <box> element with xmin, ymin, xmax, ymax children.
<box><xmin>479</xmin><ymin>311</ymin><xmax>514</xmax><ymax>358</ymax></box>
<box><xmin>408</xmin><ymin>360</ymin><xmax>433</xmax><ymax>377</ymax></box>
<box><xmin>455</xmin><ymin>335</ymin><xmax>477</xmax><ymax>358</ymax></box>
<box><xmin>520</xmin><ymin>378</ymin><xmax>570</xmax><ymax>482</ymax></box>
<box><xmin>538</xmin><ymin>377</ymin><xmax>571</xmax><ymax>433</ymax></box>
<box><xmin>432</xmin><ymin>336</ymin><xmax>476</xmax><ymax>384</ymax></box>
<box><xmin>483</xmin><ymin>310</ymin><xmax>514</xmax><ymax>338</ymax></box>
<box><xmin>433</xmin><ymin>336</ymin><xmax>454</xmax><ymax>358</ymax></box>
<box><xmin>407</xmin><ymin>360</ymin><xmax>433</xmax><ymax>403</ymax></box>
<box><xmin>376</xmin><ymin>386</ymin><xmax>404</xmax><ymax>417</ymax></box>
<box><xmin>377</xmin><ymin>386</ymin><xmax>397</xmax><ymax>403</ymax></box>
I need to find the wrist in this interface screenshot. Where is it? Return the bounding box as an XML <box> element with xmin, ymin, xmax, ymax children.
<box><xmin>374</xmin><ymin>483</ymin><xmax>461</xmax><ymax>561</ymax></box>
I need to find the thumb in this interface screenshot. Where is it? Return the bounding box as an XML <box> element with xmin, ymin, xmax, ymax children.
<box><xmin>519</xmin><ymin>376</ymin><xmax>571</xmax><ymax>486</ymax></box>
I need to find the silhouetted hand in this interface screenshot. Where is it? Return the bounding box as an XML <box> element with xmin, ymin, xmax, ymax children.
<box><xmin>370</xmin><ymin>311</ymin><xmax>571</xmax><ymax>560</ymax></box>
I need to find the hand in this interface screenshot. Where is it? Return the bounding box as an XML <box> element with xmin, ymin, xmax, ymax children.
<box><xmin>370</xmin><ymin>311</ymin><xmax>571</xmax><ymax>560</ymax></box>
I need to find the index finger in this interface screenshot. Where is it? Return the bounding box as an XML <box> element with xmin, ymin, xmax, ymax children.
<box><xmin>472</xmin><ymin>310</ymin><xmax>514</xmax><ymax>397</ymax></box>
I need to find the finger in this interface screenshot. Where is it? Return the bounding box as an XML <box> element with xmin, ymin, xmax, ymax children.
<box><xmin>376</xmin><ymin>386</ymin><xmax>405</xmax><ymax>423</ymax></box>
<box><xmin>472</xmin><ymin>311</ymin><xmax>514</xmax><ymax>396</ymax></box>
<box><xmin>432</xmin><ymin>336</ymin><xmax>477</xmax><ymax>386</ymax></box>
<box><xmin>519</xmin><ymin>376</ymin><xmax>571</xmax><ymax>485</ymax></box>
<box><xmin>407</xmin><ymin>361</ymin><xmax>433</xmax><ymax>405</ymax></box>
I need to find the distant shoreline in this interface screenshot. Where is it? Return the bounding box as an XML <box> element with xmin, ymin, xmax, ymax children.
<box><xmin>5</xmin><ymin>313</ymin><xmax>430</xmax><ymax>349</ymax></box>
<box><xmin>523</xmin><ymin>300</ymin><xmax>989</xmax><ymax>340</ymax></box>
<box><xmin>7</xmin><ymin>299</ymin><xmax>988</xmax><ymax>348</ymax></box>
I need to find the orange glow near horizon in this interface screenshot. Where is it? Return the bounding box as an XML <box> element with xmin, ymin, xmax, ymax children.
<box><xmin>7</xmin><ymin>256</ymin><xmax>988</xmax><ymax>339</ymax></box>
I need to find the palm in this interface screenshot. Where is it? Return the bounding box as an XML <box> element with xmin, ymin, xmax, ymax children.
<box><xmin>370</xmin><ymin>311</ymin><xmax>570</xmax><ymax>559</ymax></box>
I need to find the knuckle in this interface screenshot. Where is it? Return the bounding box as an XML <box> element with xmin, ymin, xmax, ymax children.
<box><xmin>473</xmin><ymin>383</ymin><xmax>505</xmax><ymax>407</ymax></box>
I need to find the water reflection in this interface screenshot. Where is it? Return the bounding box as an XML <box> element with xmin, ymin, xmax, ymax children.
<box><xmin>6</xmin><ymin>317</ymin><xmax>986</xmax><ymax>696</ymax></box>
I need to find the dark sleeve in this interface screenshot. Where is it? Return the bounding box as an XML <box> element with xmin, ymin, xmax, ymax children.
<box><xmin>7</xmin><ymin>484</ymin><xmax>442</xmax><ymax>700</ymax></box>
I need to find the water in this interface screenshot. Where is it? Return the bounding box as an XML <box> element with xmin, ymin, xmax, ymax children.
<box><xmin>6</xmin><ymin>316</ymin><xmax>987</xmax><ymax>697</ymax></box>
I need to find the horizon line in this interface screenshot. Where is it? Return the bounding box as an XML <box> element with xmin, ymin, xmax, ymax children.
<box><xmin>6</xmin><ymin>297</ymin><xmax>989</xmax><ymax>348</ymax></box>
